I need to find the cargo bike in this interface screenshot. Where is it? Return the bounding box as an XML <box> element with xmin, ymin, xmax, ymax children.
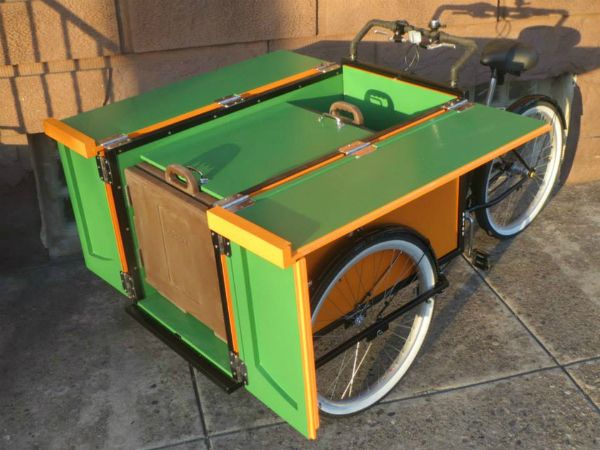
<box><xmin>44</xmin><ymin>19</ymin><xmax>565</xmax><ymax>439</ymax></box>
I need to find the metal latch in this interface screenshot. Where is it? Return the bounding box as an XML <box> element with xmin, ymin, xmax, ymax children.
<box><xmin>216</xmin><ymin>94</ymin><xmax>245</xmax><ymax>108</ymax></box>
<box><xmin>215</xmin><ymin>193</ymin><xmax>254</xmax><ymax>212</ymax></box>
<box><xmin>444</xmin><ymin>99</ymin><xmax>473</xmax><ymax>112</ymax></box>
<box><xmin>339</xmin><ymin>140</ymin><xmax>377</xmax><ymax>157</ymax></box>
<box><xmin>229</xmin><ymin>352</ymin><xmax>248</xmax><ymax>385</ymax></box>
<box><xmin>96</xmin><ymin>155</ymin><xmax>113</xmax><ymax>184</ymax></box>
<box><xmin>315</xmin><ymin>61</ymin><xmax>341</xmax><ymax>73</ymax></box>
<box><xmin>99</xmin><ymin>133</ymin><xmax>131</xmax><ymax>150</ymax></box>
<box><xmin>120</xmin><ymin>271</ymin><xmax>138</xmax><ymax>299</ymax></box>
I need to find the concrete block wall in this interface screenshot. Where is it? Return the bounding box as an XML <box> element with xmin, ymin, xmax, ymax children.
<box><xmin>1</xmin><ymin>0</ymin><xmax>599</xmax><ymax>182</ymax></box>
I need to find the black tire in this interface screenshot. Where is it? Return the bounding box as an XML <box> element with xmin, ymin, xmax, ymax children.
<box><xmin>310</xmin><ymin>227</ymin><xmax>437</xmax><ymax>416</ymax></box>
<box><xmin>473</xmin><ymin>98</ymin><xmax>564</xmax><ymax>239</ymax></box>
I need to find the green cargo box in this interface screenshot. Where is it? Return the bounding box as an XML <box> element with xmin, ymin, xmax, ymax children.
<box><xmin>45</xmin><ymin>50</ymin><xmax>548</xmax><ymax>439</ymax></box>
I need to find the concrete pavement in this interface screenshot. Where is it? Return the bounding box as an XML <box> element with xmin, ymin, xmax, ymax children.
<box><xmin>1</xmin><ymin>181</ymin><xmax>599</xmax><ymax>449</ymax></box>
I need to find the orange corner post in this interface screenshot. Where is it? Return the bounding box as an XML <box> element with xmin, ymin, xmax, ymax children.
<box><xmin>293</xmin><ymin>257</ymin><xmax>320</xmax><ymax>439</ymax></box>
<box><xmin>206</xmin><ymin>206</ymin><xmax>293</xmax><ymax>268</ymax></box>
<box><xmin>43</xmin><ymin>118</ymin><xmax>99</xmax><ymax>158</ymax></box>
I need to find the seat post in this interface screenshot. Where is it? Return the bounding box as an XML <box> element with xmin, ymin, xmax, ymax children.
<box><xmin>485</xmin><ymin>68</ymin><xmax>498</xmax><ymax>106</ymax></box>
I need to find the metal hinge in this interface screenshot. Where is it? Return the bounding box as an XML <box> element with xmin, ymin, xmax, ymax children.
<box><xmin>229</xmin><ymin>351</ymin><xmax>248</xmax><ymax>385</ymax></box>
<box><xmin>315</xmin><ymin>61</ymin><xmax>340</xmax><ymax>73</ymax></box>
<box><xmin>211</xmin><ymin>232</ymin><xmax>231</xmax><ymax>257</ymax></box>
<box><xmin>215</xmin><ymin>193</ymin><xmax>254</xmax><ymax>212</ymax></box>
<box><xmin>444</xmin><ymin>98</ymin><xmax>473</xmax><ymax>112</ymax></box>
<box><xmin>96</xmin><ymin>155</ymin><xmax>113</xmax><ymax>184</ymax></box>
<box><xmin>338</xmin><ymin>140</ymin><xmax>377</xmax><ymax>157</ymax></box>
<box><xmin>216</xmin><ymin>93</ymin><xmax>245</xmax><ymax>108</ymax></box>
<box><xmin>99</xmin><ymin>133</ymin><xmax>131</xmax><ymax>150</ymax></box>
<box><xmin>120</xmin><ymin>271</ymin><xmax>138</xmax><ymax>299</ymax></box>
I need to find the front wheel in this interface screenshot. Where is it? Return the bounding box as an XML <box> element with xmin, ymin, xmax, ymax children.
<box><xmin>311</xmin><ymin>228</ymin><xmax>437</xmax><ymax>416</ymax></box>
<box><xmin>473</xmin><ymin>99</ymin><xmax>564</xmax><ymax>238</ymax></box>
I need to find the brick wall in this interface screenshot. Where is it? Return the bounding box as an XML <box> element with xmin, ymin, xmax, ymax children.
<box><xmin>1</xmin><ymin>0</ymin><xmax>598</xmax><ymax>182</ymax></box>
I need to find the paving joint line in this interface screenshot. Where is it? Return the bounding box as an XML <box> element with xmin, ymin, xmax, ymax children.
<box><xmin>563</xmin><ymin>355</ymin><xmax>600</xmax><ymax>367</ymax></box>
<box><xmin>207</xmin><ymin>420</ymin><xmax>286</xmax><ymax>441</ymax></box>
<box><xmin>188</xmin><ymin>364</ymin><xmax>213</xmax><ymax>450</ymax></box>
<box><xmin>462</xmin><ymin>254</ymin><xmax>600</xmax><ymax>414</ymax></box>
<box><xmin>194</xmin><ymin>367</ymin><xmax>562</xmax><ymax>443</ymax></box>
<box><xmin>380</xmin><ymin>365</ymin><xmax>558</xmax><ymax>406</ymax></box>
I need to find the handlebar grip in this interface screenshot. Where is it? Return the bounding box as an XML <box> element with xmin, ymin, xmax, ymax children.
<box><xmin>438</xmin><ymin>32</ymin><xmax>478</xmax><ymax>87</ymax></box>
<box><xmin>350</xmin><ymin>19</ymin><xmax>400</xmax><ymax>61</ymax></box>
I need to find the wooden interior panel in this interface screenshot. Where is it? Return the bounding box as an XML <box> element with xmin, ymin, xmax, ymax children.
<box><xmin>125</xmin><ymin>166</ymin><xmax>227</xmax><ymax>341</ymax></box>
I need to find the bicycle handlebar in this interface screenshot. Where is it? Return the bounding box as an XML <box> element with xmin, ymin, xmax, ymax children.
<box><xmin>349</xmin><ymin>19</ymin><xmax>478</xmax><ymax>88</ymax></box>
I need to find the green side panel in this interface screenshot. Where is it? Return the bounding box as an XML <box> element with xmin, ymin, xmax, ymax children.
<box><xmin>137</xmin><ymin>293</ymin><xmax>231</xmax><ymax>375</ymax></box>
<box><xmin>227</xmin><ymin>243</ymin><xmax>310</xmax><ymax>437</ymax></box>
<box><xmin>58</xmin><ymin>144</ymin><xmax>125</xmax><ymax>294</ymax></box>
<box><xmin>342</xmin><ymin>65</ymin><xmax>455</xmax><ymax>130</ymax></box>
<box><xmin>238</xmin><ymin>104</ymin><xmax>547</xmax><ymax>250</ymax></box>
<box><xmin>140</xmin><ymin>98</ymin><xmax>370</xmax><ymax>199</ymax></box>
<box><xmin>63</xmin><ymin>51</ymin><xmax>326</xmax><ymax>141</ymax></box>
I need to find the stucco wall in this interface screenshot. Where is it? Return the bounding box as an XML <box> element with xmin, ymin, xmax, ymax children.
<box><xmin>1</xmin><ymin>0</ymin><xmax>598</xmax><ymax>182</ymax></box>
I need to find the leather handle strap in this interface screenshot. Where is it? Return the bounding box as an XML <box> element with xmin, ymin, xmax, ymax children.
<box><xmin>329</xmin><ymin>101</ymin><xmax>365</xmax><ymax>126</ymax></box>
<box><xmin>165</xmin><ymin>164</ymin><xmax>200</xmax><ymax>196</ymax></box>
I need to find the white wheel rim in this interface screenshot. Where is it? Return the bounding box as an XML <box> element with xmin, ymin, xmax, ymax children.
<box><xmin>312</xmin><ymin>239</ymin><xmax>435</xmax><ymax>416</ymax></box>
<box><xmin>484</xmin><ymin>104</ymin><xmax>563</xmax><ymax>236</ymax></box>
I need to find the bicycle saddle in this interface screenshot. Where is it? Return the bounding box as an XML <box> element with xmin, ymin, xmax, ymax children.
<box><xmin>480</xmin><ymin>39</ymin><xmax>538</xmax><ymax>76</ymax></box>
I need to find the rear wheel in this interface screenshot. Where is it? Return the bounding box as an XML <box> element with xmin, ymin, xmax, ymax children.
<box><xmin>473</xmin><ymin>99</ymin><xmax>564</xmax><ymax>238</ymax></box>
<box><xmin>311</xmin><ymin>228</ymin><xmax>437</xmax><ymax>416</ymax></box>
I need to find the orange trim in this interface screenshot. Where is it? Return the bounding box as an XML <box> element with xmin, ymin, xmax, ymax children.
<box><xmin>207</xmin><ymin>206</ymin><xmax>293</xmax><ymax>268</ymax></box>
<box><xmin>43</xmin><ymin>118</ymin><xmax>98</xmax><ymax>158</ymax></box>
<box><xmin>373</xmin><ymin>108</ymin><xmax>447</xmax><ymax>143</ymax></box>
<box><xmin>129</xmin><ymin>103</ymin><xmax>220</xmax><ymax>138</ymax></box>
<box><xmin>131</xmin><ymin>68</ymin><xmax>321</xmax><ymax>138</ymax></box>
<box><xmin>219</xmin><ymin>254</ymin><xmax>239</xmax><ymax>353</ymax></box>
<box><xmin>294</xmin><ymin>124</ymin><xmax>552</xmax><ymax>259</ymax></box>
<box><xmin>292</xmin><ymin>257</ymin><xmax>320</xmax><ymax>439</ymax></box>
<box><xmin>244</xmin><ymin>68</ymin><xmax>320</xmax><ymax>96</ymax></box>
<box><xmin>46</xmin><ymin>67</ymin><xmax>326</xmax><ymax>157</ymax></box>
<box><xmin>101</xmin><ymin>164</ymin><xmax>129</xmax><ymax>272</ymax></box>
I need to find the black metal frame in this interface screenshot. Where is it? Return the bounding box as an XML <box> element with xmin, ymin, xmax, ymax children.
<box><xmin>126</xmin><ymin>303</ymin><xmax>242</xmax><ymax>393</ymax></box>
<box><xmin>315</xmin><ymin>275</ymin><xmax>449</xmax><ymax>368</ymax></box>
<box><xmin>103</xmin><ymin>150</ymin><xmax>144</xmax><ymax>300</ymax></box>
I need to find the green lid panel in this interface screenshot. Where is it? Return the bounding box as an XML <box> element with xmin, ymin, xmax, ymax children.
<box><xmin>63</xmin><ymin>51</ymin><xmax>325</xmax><ymax>141</ymax></box>
<box><xmin>238</xmin><ymin>104</ymin><xmax>547</xmax><ymax>250</ymax></box>
<box><xmin>140</xmin><ymin>102</ymin><xmax>370</xmax><ymax>199</ymax></box>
